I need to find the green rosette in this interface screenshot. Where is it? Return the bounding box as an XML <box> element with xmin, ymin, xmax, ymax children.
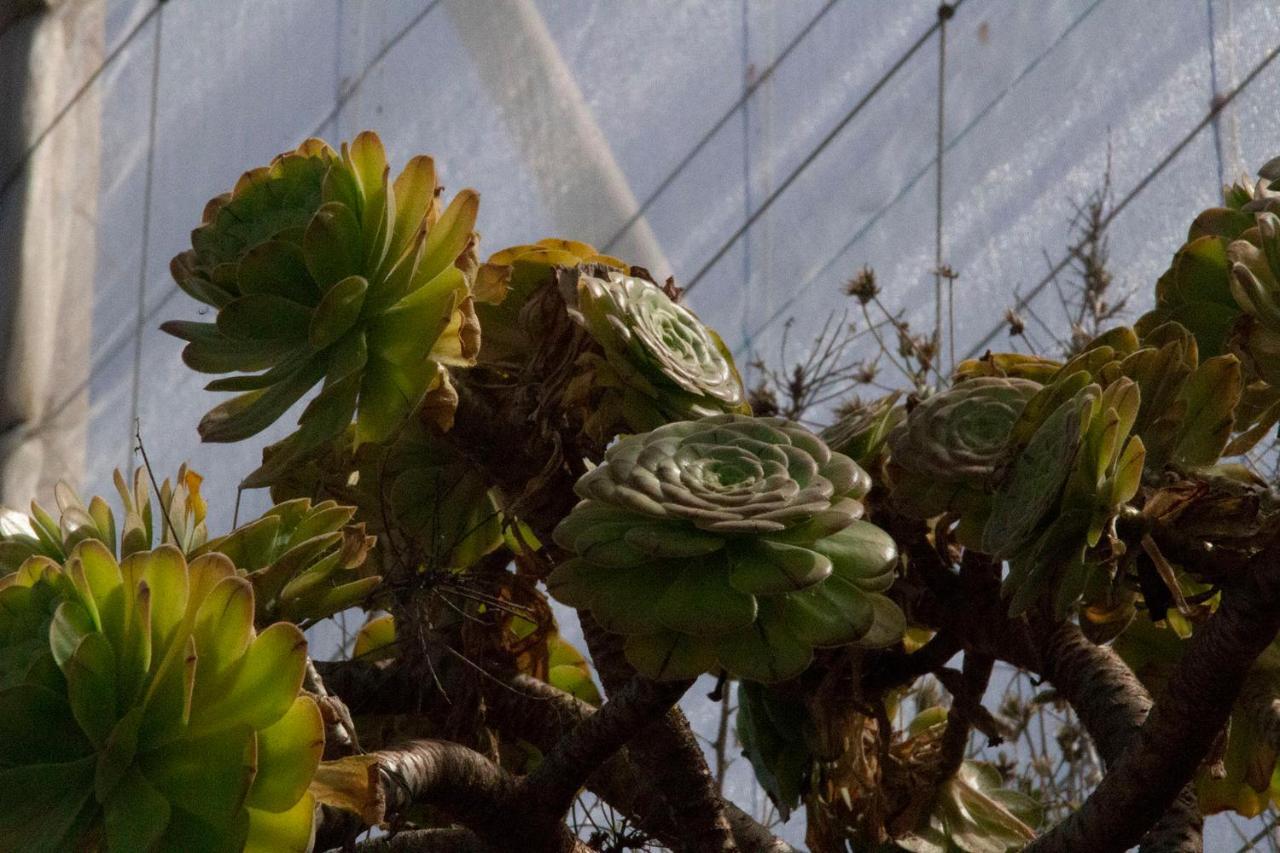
<box><xmin>888</xmin><ymin>376</ymin><xmax>1040</xmax><ymax>518</ymax></box>
<box><xmin>163</xmin><ymin>131</ymin><xmax>481</xmax><ymax>485</ymax></box>
<box><xmin>0</xmin><ymin>543</ymin><xmax>322</xmax><ymax>851</ymax></box>
<box><xmin>567</xmin><ymin>270</ymin><xmax>751</xmax><ymax>439</ymax></box>
<box><xmin>197</xmin><ymin>497</ymin><xmax>379</xmax><ymax>625</ymax></box>
<box><xmin>549</xmin><ymin>414</ymin><xmax>902</xmax><ymax>684</ymax></box>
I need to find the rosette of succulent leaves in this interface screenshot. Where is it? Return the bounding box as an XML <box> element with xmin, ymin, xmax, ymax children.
<box><xmin>872</xmin><ymin>159</ymin><xmax>1280</xmax><ymax>827</ymax></box>
<box><xmin>473</xmin><ymin>239</ymin><xmax>751</xmax><ymax>447</ymax></box>
<box><xmin>164</xmin><ymin>132</ymin><xmax>480</xmax><ymax>486</ymax></box>
<box><xmin>550</xmin><ymin>414</ymin><xmax>902</xmax><ymax>683</ymax></box>
<box><xmin>0</xmin><ymin>467</ymin><xmax>388</xmax><ymax>849</ymax></box>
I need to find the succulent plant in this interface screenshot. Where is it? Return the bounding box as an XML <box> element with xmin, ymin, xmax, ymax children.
<box><xmin>163</xmin><ymin>131</ymin><xmax>480</xmax><ymax>485</ymax></box>
<box><xmin>888</xmin><ymin>377</ymin><xmax>1040</xmax><ymax>519</ymax></box>
<box><xmin>473</xmin><ymin>239</ymin><xmax>627</xmax><ymax>365</ymax></box>
<box><xmin>897</xmin><ymin>758</ymin><xmax>1041</xmax><ymax>853</ymax></box>
<box><xmin>265</xmin><ymin>419</ymin><xmax>502</xmax><ymax>577</ymax></box>
<box><xmin>0</xmin><ymin>542</ymin><xmax>322</xmax><ymax>851</ymax></box>
<box><xmin>890</xmin><ymin>319</ymin><xmax>1246</xmax><ymax>615</ymax></box>
<box><xmin>549</xmin><ymin>414</ymin><xmax>902</xmax><ymax>683</ymax></box>
<box><xmin>1137</xmin><ymin>164</ymin><xmax>1280</xmax><ymax>445</ymax></box>
<box><xmin>952</xmin><ymin>352</ymin><xmax>1063</xmax><ymax>384</ymax></box>
<box><xmin>983</xmin><ymin>382</ymin><xmax>1097</xmax><ymax>562</ymax></box>
<box><xmin>996</xmin><ymin>378</ymin><xmax>1147</xmax><ymax>616</ymax></box>
<box><xmin>1137</xmin><ymin>187</ymin><xmax>1253</xmax><ymax>359</ymax></box>
<box><xmin>196</xmin><ymin>497</ymin><xmax>379</xmax><ymax>625</ymax></box>
<box><xmin>351</xmin><ymin>606</ymin><xmax>602</xmax><ymax>705</ymax></box>
<box><xmin>564</xmin><ymin>269</ymin><xmax>751</xmax><ymax>440</ymax></box>
<box><xmin>821</xmin><ymin>391</ymin><xmax>905</xmax><ymax>470</ymax></box>
<box><xmin>735</xmin><ymin>681</ymin><xmax>814</xmax><ymax>819</ymax></box>
<box><xmin>0</xmin><ymin>467</ymin><xmax>208</xmax><ymax>574</ymax></box>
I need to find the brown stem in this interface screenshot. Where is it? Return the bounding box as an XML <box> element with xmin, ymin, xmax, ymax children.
<box><xmin>1029</xmin><ymin>573</ymin><xmax>1280</xmax><ymax>852</ymax></box>
<box><xmin>487</xmin><ymin>674</ymin><xmax>795</xmax><ymax>853</ymax></box>
<box><xmin>522</xmin><ymin>674</ymin><xmax>693</xmax><ymax>815</ymax></box>
<box><xmin>370</xmin><ymin>740</ymin><xmax>595</xmax><ymax>852</ymax></box>
<box><xmin>306</xmin><ymin>658</ymin><xmax>361</xmax><ymax>759</ymax></box>
<box><xmin>580</xmin><ymin>613</ymin><xmax>740</xmax><ymax>852</ymax></box>
<box><xmin>371</xmin><ymin>740</ymin><xmax>525</xmax><ymax>838</ymax></box>
<box><xmin>713</xmin><ymin>688</ymin><xmax>733</xmax><ymax>797</ymax></box>
<box><xmin>1033</xmin><ymin>619</ymin><xmax>1202</xmax><ymax>853</ymax></box>
<box><xmin>862</xmin><ymin>630</ymin><xmax>963</xmax><ymax>693</ymax></box>
<box><xmin>349</xmin><ymin>827</ymin><xmax>489</xmax><ymax>852</ymax></box>
<box><xmin>1034</xmin><ymin>620</ymin><xmax>1150</xmax><ymax>763</ymax></box>
<box><xmin>315</xmin><ymin>659</ymin><xmax>790</xmax><ymax>851</ymax></box>
<box><xmin>316</xmin><ymin>660</ymin><xmax>684</xmax><ymax>845</ymax></box>
<box><xmin>935</xmin><ymin>653</ymin><xmax>994</xmax><ymax>786</ymax></box>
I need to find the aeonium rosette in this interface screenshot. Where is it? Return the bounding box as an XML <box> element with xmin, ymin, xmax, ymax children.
<box><xmin>549</xmin><ymin>414</ymin><xmax>903</xmax><ymax>684</ymax></box>
<box><xmin>887</xmin><ymin>376</ymin><xmax>1041</xmax><ymax>520</ymax></box>
<box><xmin>565</xmin><ymin>269</ymin><xmax>751</xmax><ymax>441</ymax></box>
<box><xmin>163</xmin><ymin>131</ymin><xmax>480</xmax><ymax>486</ymax></box>
<box><xmin>0</xmin><ymin>542</ymin><xmax>322</xmax><ymax>851</ymax></box>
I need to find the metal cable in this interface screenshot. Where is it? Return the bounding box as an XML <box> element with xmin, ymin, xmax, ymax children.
<box><xmin>735</xmin><ymin>0</ymin><xmax>1106</xmax><ymax>352</ymax></box>
<box><xmin>601</xmin><ymin>0</ymin><xmax>841</xmax><ymax>254</ymax></box>
<box><xmin>0</xmin><ymin>0</ymin><xmax>448</xmax><ymax>446</ymax></box>
<box><xmin>935</xmin><ymin>4</ymin><xmax>951</xmax><ymax>370</ymax></box>
<box><xmin>961</xmin><ymin>36</ymin><xmax>1280</xmax><ymax>360</ymax></box>
<box><xmin>684</xmin><ymin>0</ymin><xmax>967</xmax><ymax>294</ymax></box>
<box><xmin>125</xmin><ymin>5</ymin><xmax>164</xmax><ymax>475</ymax></box>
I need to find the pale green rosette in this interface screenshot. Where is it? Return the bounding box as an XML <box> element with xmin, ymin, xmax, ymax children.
<box><xmin>569</xmin><ymin>270</ymin><xmax>751</xmax><ymax>438</ymax></box>
<box><xmin>549</xmin><ymin>414</ymin><xmax>902</xmax><ymax>684</ymax></box>
<box><xmin>888</xmin><ymin>377</ymin><xmax>1040</xmax><ymax>518</ymax></box>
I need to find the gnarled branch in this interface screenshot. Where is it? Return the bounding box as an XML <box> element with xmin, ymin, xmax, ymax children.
<box><xmin>1033</xmin><ymin>619</ymin><xmax>1202</xmax><ymax>853</ymax></box>
<box><xmin>521</xmin><ymin>674</ymin><xmax>693</xmax><ymax>816</ymax></box>
<box><xmin>581</xmin><ymin>612</ymin><xmax>740</xmax><ymax>852</ymax></box>
<box><xmin>1029</xmin><ymin>570</ymin><xmax>1280</xmax><ymax>852</ymax></box>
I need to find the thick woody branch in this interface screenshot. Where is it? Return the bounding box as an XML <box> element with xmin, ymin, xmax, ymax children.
<box><xmin>315</xmin><ymin>660</ymin><xmax>686</xmax><ymax>843</ymax></box>
<box><xmin>1032</xmin><ymin>619</ymin><xmax>1201</xmax><ymax>853</ymax></box>
<box><xmin>887</xmin><ymin>516</ymin><xmax>1204</xmax><ymax>852</ymax></box>
<box><xmin>489</xmin><ymin>673</ymin><xmax>798</xmax><ymax>853</ymax></box>
<box><xmin>1028</xmin><ymin>571</ymin><xmax>1280</xmax><ymax>853</ymax></box>
<box><xmin>581</xmin><ymin>612</ymin><xmax>740</xmax><ymax>853</ymax></box>
<box><xmin>521</xmin><ymin>674</ymin><xmax>693</xmax><ymax>815</ymax></box>
<box><xmin>371</xmin><ymin>740</ymin><xmax>523</xmax><ymax>838</ymax></box>
<box><xmin>370</xmin><ymin>740</ymin><xmax>593</xmax><ymax>852</ymax></box>
<box><xmin>314</xmin><ymin>659</ymin><xmax>785</xmax><ymax>851</ymax></box>
<box><xmin>351</xmin><ymin>827</ymin><xmax>488</xmax><ymax>852</ymax></box>
<box><xmin>1034</xmin><ymin>620</ymin><xmax>1151</xmax><ymax>763</ymax></box>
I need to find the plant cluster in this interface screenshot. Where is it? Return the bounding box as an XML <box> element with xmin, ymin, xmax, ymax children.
<box><xmin>9</xmin><ymin>129</ymin><xmax>1280</xmax><ymax>852</ymax></box>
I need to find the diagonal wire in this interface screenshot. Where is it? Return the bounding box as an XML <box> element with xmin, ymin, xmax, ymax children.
<box><xmin>601</xmin><ymin>0</ymin><xmax>840</xmax><ymax>254</ymax></box>
<box><xmin>683</xmin><ymin>0</ymin><xmax>967</xmax><ymax>295</ymax></box>
<box><xmin>0</xmin><ymin>3</ymin><xmax>162</xmax><ymax>205</ymax></box>
<box><xmin>1205</xmin><ymin>0</ymin><xmax>1227</xmax><ymax>190</ymax></box>
<box><xmin>961</xmin><ymin>35</ymin><xmax>1280</xmax><ymax>360</ymax></box>
<box><xmin>309</xmin><ymin>0</ymin><xmax>445</xmax><ymax>138</ymax></box>
<box><xmin>734</xmin><ymin>0</ymin><xmax>1106</xmax><ymax>353</ymax></box>
<box><xmin>934</xmin><ymin>4</ymin><xmax>951</xmax><ymax>370</ymax></box>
